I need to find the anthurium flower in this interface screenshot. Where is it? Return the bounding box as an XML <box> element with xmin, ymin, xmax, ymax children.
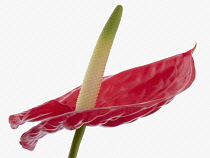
<box><xmin>9</xmin><ymin>5</ymin><xmax>196</xmax><ymax>156</ymax></box>
<box><xmin>9</xmin><ymin>44</ymin><xmax>196</xmax><ymax>151</ymax></box>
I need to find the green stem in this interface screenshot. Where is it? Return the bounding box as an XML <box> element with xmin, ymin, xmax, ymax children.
<box><xmin>68</xmin><ymin>125</ymin><xmax>86</xmax><ymax>158</ymax></box>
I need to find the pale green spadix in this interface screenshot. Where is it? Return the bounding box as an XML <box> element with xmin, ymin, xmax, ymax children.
<box><xmin>76</xmin><ymin>5</ymin><xmax>123</xmax><ymax>110</ymax></box>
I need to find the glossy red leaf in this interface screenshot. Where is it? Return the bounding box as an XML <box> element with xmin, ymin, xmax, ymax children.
<box><xmin>9</xmin><ymin>45</ymin><xmax>196</xmax><ymax>151</ymax></box>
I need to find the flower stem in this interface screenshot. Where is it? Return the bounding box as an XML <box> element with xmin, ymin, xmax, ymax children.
<box><xmin>68</xmin><ymin>125</ymin><xmax>86</xmax><ymax>158</ymax></box>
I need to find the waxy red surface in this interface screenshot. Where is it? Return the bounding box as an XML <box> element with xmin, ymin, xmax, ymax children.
<box><xmin>9</xmin><ymin>46</ymin><xmax>196</xmax><ymax>151</ymax></box>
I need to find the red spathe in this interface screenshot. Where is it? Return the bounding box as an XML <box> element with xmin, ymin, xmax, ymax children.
<box><xmin>9</xmin><ymin>45</ymin><xmax>196</xmax><ymax>151</ymax></box>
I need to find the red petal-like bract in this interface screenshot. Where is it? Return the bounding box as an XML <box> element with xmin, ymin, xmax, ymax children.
<box><xmin>9</xmin><ymin>46</ymin><xmax>196</xmax><ymax>151</ymax></box>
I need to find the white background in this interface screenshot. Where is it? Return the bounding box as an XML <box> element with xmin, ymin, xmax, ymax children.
<box><xmin>1</xmin><ymin>0</ymin><xmax>209</xmax><ymax>158</ymax></box>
